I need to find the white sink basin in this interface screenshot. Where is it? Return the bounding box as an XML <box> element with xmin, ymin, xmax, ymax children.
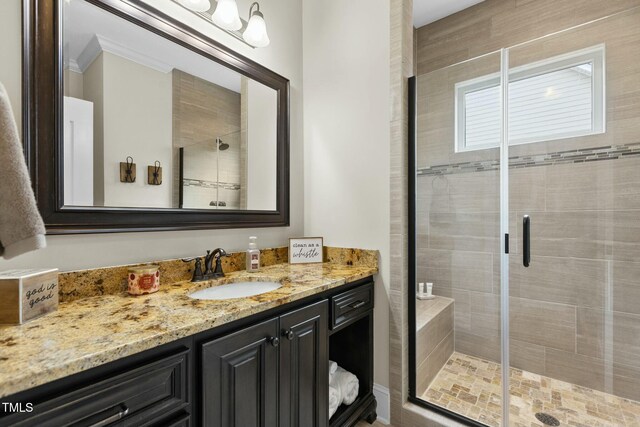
<box><xmin>188</xmin><ymin>281</ymin><xmax>282</xmax><ymax>300</ymax></box>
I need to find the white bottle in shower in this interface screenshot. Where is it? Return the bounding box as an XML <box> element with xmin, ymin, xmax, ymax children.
<box><xmin>246</xmin><ymin>236</ymin><xmax>261</xmax><ymax>272</ymax></box>
<box><xmin>426</xmin><ymin>282</ymin><xmax>433</xmax><ymax>297</ymax></box>
<box><xmin>417</xmin><ymin>281</ymin><xmax>435</xmax><ymax>300</ymax></box>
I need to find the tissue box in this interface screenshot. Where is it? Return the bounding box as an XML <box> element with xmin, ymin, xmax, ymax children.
<box><xmin>0</xmin><ymin>269</ymin><xmax>59</xmax><ymax>324</ymax></box>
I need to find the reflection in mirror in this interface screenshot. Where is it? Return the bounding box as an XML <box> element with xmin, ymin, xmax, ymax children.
<box><xmin>62</xmin><ymin>0</ymin><xmax>277</xmax><ymax>211</ymax></box>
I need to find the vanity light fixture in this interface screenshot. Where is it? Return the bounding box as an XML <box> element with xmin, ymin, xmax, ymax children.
<box><xmin>243</xmin><ymin>2</ymin><xmax>270</xmax><ymax>47</ymax></box>
<box><xmin>211</xmin><ymin>0</ymin><xmax>242</xmax><ymax>31</ymax></box>
<box><xmin>176</xmin><ymin>0</ymin><xmax>211</xmax><ymax>13</ymax></box>
<box><xmin>172</xmin><ymin>0</ymin><xmax>270</xmax><ymax>48</ymax></box>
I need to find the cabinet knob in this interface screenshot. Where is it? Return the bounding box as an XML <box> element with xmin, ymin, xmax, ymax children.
<box><xmin>282</xmin><ymin>329</ymin><xmax>295</xmax><ymax>340</ymax></box>
<box><xmin>268</xmin><ymin>336</ymin><xmax>280</xmax><ymax>347</ymax></box>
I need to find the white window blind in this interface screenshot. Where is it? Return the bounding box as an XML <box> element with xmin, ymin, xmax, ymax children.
<box><xmin>456</xmin><ymin>46</ymin><xmax>605</xmax><ymax>152</ymax></box>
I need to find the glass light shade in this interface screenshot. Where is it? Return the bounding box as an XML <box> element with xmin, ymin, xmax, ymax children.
<box><xmin>177</xmin><ymin>0</ymin><xmax>211</xmax><ymax>12</ymax></box>
<box><xmin>243</xmin><ymin>12</ymin><xmax>270</xmax><ymax>47</ymax></box>
<box><xmin>211</xmin><ymin>0</ymin><xmax>242</xmax><ymax>31</ymax></box>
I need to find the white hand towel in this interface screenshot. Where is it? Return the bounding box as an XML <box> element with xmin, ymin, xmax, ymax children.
<box><xmin>0</xmin><ymin>82</ymin><xmax>46</xmax><ymax>259</ymax></box>
<box><xmin>335</xmin><ymin>366</ymin><xmax>359</xmax><ymax>405</ymax></box>
<box><xmin>329</xmin><ymin>360</ymin><xmax>338</xmax><ymax>382</ymax></box>
<box><xmin>328</xmin><ymin>384</ymin><xmax>341</xmax><ymax>419</ymax></box>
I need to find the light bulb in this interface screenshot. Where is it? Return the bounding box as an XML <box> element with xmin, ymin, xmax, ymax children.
<box><xmin>243</xmin><ymin>5</ymin><xmax>270</xmax><ymax>47</ymax></box>
<box><xmin>177</xmin><ymin>0</ymin><xmax>211</xmax><ymax>12</ymax></box>
<box><xmin>211</xmin><ymin>0</ymin><xmax>242</xmax><ymax>31</ymax></box>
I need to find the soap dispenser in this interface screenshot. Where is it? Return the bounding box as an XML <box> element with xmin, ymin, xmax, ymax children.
<box><xmin>246</xmin><ymin>236</ymin><xmax>260</xmax><ymax>272</ymax></box>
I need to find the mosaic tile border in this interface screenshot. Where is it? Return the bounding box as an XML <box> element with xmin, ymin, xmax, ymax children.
<box><xmin>182</xmin><ymin>178</ymin><xmax>241</xmax><ymax>190</ymax></box>
<box><xmin>417</xmin><ymin>142</ymin><xmax>640</xmax><ymax>176</ymax></box>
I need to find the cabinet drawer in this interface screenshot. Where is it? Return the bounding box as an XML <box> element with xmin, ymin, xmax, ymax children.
<box><xmin>330</xmin><ymin>282</ymin><xmax>373</xmax><ymax>329</ymax></box>
<box><xmin>7</xmin><ymin>349</ymin><xmax>189</xmax><ymax>427</ymax></box>
<box><xmin>142</xmin><ymin>411</ymin><xmax>191</xmax><ymax>427</ymax></box>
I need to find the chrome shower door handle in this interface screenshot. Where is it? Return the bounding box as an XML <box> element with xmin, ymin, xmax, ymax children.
<box><xmin>523</xmin><ymin>215</ymin><xmax>531</xmax><ymax>267</ymax></box>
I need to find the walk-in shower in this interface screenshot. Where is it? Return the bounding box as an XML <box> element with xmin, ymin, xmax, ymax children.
<box><xmin>179</xmin><ymin>130</ymin><xmax>242</xmax><ymax>209</ymax></box>
<box><xmin>410</xmin><ymin>4</ymin><xmax>640</xmax><ymax>426</ymax></box>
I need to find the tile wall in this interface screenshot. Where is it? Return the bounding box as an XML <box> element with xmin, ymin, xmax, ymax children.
<box><xmin>415</xmin><ymin>1</ymin><xmax>640</xmax><ymax>402</ymax></box>
<box><xmin>171</xmin><ymin>69</ymin><xmax>243</xmax><ymax>208</ymax></box>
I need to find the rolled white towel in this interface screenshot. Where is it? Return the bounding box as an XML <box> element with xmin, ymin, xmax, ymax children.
<box><xmin>334</xmin><ymin>366</ymin><xmax>359</xmax><ymax>405</ymax></box>
<box><xmin>328</xmin><ymin>384</ymin><xmax>342</xmax><ymax>419</ymax></box>
<box><xmin>329</xmin><ymin>360</ymin><xmax>338</xmax><ymax>382</ymax></box>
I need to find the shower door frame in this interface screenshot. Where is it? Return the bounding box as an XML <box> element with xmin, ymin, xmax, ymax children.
<box><xmin>407</xmin><ymin>48</ymin><xmax>512</xmax><ymax>426</ymax></box>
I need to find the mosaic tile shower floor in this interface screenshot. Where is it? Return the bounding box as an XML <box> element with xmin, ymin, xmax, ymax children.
<box><xmin>422</xmin><ymin>352</ymin><xmax>640</xmax><ymax>427</ymax></box>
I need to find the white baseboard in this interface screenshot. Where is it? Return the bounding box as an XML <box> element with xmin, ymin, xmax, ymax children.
<box><xmin>372</xmin><ymin>383</ymin><xmax>390</xmax><ymax>424</ymax></box>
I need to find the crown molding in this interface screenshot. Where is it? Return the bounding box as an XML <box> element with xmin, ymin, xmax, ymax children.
<box><xmin>67</xmin><ymin>59</ymin><xmax>82</xmax><ymax>74</ymax></box>
<box><xmin>76</xmin><ymin>34</ymin><xmax>174</xmax><ymax>74</ymax></box>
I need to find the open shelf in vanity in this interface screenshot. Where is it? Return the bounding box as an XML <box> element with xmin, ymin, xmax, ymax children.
<box><xmin>329</xmin><ymin>282</ymin><xmax>377</xmax><ymax>426</ymax></box>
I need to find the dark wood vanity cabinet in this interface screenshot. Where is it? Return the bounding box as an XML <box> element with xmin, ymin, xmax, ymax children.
<box><xmin>201</xmin><ymin>318</ymin><xmax>280</xmax><ymax>427</ymax></box>
<box><xmin>279</xmin><ymin>301</ymin><xmax>328</xmax><ymax>427</ymax></box>
<box><xmin>0</xmin><ymin>343</ymin><xmax>192</xmax><ymax>427</ymax></box>
<box><xmin>0</xmin><ymin>279</ymin><xmax>375</xmax><ymax>427</ymax></box>
<box><xmin>201</xmin><ymin>301</ymin><xmax>328</xmax><ymax>427</ymax></box>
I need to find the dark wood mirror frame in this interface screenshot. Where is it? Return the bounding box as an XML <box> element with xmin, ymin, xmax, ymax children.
<box><xmin>23</xmin><ymin>0</ymin><xmax>290</xmax><ymax>234</ymax></box>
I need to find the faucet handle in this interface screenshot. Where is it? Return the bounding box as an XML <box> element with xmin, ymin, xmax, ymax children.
<box><xmin>210</xmin><ymin>248</ymin><xmax>227</xmax><ymax>278</ymax></box>
<box><xmin>182</xmin><ymin>257</ymin><xmax>205</xmax><ymax>282</ymax></box>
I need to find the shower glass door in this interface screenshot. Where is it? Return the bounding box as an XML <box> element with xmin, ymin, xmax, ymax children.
<box><xmin>411</xmin><ymin>6</ymin><xmax>640</xmax><ymax>427</ymax></box>
<box><xmin>507</xmin><ymin>7</ymin><xmax>640</xmax><ymax>426</ymax></box>
<box><xmin>410</xmin><ymin>50</ymin><xmax>508</xmax><ymax>426</ymax></box>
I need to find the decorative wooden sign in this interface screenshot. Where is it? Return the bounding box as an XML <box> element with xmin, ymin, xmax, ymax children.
<box><xmin>0</xmin><ymin>269</ymin><xmax>59</xmax><ymax>324</ymax></box>
<box><xmin>289</xmin><ymin>237</ymin><xmax>324</xmax><ymax>264</ymax></box>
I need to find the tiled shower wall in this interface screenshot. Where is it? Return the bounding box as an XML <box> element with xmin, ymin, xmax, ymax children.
<box><xmin>172</xmin><ymin>69</ymin><xmax>243</xmax><ymax>208</ymax></box>
<box><xmin>415</xmin><ymin>1</ymin><xmax>640</xmax><ymax>402</ymax></box>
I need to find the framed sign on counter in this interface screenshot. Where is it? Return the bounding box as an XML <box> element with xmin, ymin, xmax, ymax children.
<box><xmin>289</xmin><ymin>237</ymin><xmax>323</xmax><ymax>264</ymax></box>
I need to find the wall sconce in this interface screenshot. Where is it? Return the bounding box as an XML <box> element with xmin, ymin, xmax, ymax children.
<box><xmin>174</xmin><ymin>0</ymin><xmax>270</xmax><ymax>48</ymax></box>
<box><xmin>243</xmin><ymin>3</ymin><xmax>270</xmax><ymax>47</ymax></box>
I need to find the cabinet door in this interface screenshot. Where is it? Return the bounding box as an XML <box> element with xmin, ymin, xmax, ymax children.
<box><xmin>201</xmin><ymin>318</ymin><xmax>279</xmax><ymax>427</ymax></box>
<box><xmin>279</xmin><ymin>300</ymin><xmax>329</xmax><ymax>427</ymax></box>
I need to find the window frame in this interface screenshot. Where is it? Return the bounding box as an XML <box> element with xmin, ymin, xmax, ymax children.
<box><xmin>454</xmin><ymin>44</ymin><xmax>606</xmax><ymax>153</ymax></box>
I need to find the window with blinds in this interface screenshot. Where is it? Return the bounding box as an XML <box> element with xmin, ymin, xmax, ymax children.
<box><xmin>455</xmin><ymin>45</ymin><xmax>605</xmax><ymax>152</ymax></box>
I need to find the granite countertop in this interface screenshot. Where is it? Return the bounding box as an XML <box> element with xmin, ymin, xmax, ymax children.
<box><xmin>0</xmin><ymin>261</ymin><xmax>377</xmax><ymax>398</ymax></box>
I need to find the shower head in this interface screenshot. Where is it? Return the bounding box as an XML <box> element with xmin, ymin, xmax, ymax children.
<box><xmin>217</xmin><ymin>139</ymin><xmax>230</xmax><ymax>151</ymax></box>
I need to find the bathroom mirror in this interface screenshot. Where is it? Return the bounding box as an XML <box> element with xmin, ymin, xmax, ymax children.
<box><xmin>25</xmin><ymin>0</ymin><xmax>289</xmax><ymax>233</ymax></box>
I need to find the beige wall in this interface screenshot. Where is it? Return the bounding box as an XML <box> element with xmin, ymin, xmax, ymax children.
<box><xmin>415</xmin><ymin>2</ymin><xmax>640</xmax><ymax>402</ymax></box>
<box><xmin>246</xmin><ymin>79</ymin><xmax>277</xmax><ymax>211</ymax></box>
<box><xmin>64</xmin><ymin>69</ymin><xmax>84</xmax><ymax>99</ymax></box>
<box><xmin>302</xmin><ymin>0</ymin><xmax>391</xmax><ymax>396</ymax></box>
<box><xmin>79</xmin><ymin>52</ymin><xmax>173</xmax><ymax>208</ymax></box>
<box><xmin>83</xmin><ymin>54</ymin><xmax>105</xmax><ymax>206</ymax></box>
<box><xmin>101</xmin><ymin>52</ymin><xmax>173</xmax><ymax>208</ymax></box>
<box><xmin>240</xmin><ymin>77</ymin><xmax>249</xmax><ymax>209</ymax></box>
<box><xmin>0</xmin><ymin>0</ymin><xmax>303</xmax><ymax>272</ymax></box>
